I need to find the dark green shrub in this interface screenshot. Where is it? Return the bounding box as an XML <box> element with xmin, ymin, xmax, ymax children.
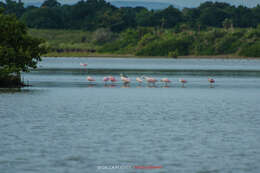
<box><xmin>239</xmin><ymin>41</ymin><xmax>260</xmax><ymax>57</ymax></box>
<box><xmin>215</xmin><ymin>33</ymin><xmax>241</xmax><ymax>54</ymax></box>
<box><xmin>168</xmin><ymin>50</ymin><xmax>179</xmax><ymax>58</ymax></box>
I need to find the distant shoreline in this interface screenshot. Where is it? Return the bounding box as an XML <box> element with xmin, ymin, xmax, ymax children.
<box><xmin>43</xmin><ymin>53</ymin><xmax>259</xmax><ymax>60</ymax></box>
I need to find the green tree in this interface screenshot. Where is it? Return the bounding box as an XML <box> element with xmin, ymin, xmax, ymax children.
<box><xmin>92</xmin><ymin>28</ymin><xmax>115</xmax><ymax>44</ymax></box>
<box><xmin>2</xmin><ymin>0</ymin><xmax>25</xmax><ymax>18</ymax></box>
<box><xmin>0</xmin><ymin>9</ymin><xmax>47</xmax><ymax>86</ymax></box>
<box><xmin>232</xmin><ymin>6</ymin><xmax>255</xmax><ymax>27</ymax></box>
<box><xmin>182</xmin><ymin>8</ymin><xmax>200</xmax><ymax>28</ymax></box>
<box><xmin>21</xmin><ymin>8</ymin><xmax>64</xmax><ymax>29</ymax></box>
<box><xmin>198</xmin><ymin>7</ymin><xmax>228</xmax><ymax>27</ymax></box>
<box><xmin>157</xmin><ymin>5</ymin><xmax>183</xmax><ymax>28</ymax></box>
<box><xmin>136</xmin><ymin>8</ymin><xmax>153</xmax><ymax>27</ymax></box>
<box><xmin>0</xmin><ymin>2</ymin><xmax>5</xmax><ymax>9</ymax></box>
<box><xmin>222</xmin><ymin>18</ymin><xmax>233</xmax><ymax>29</ymax></box>
<box><xmin>252</xmin><ymin>5</ymin><xmax>260</xmax><ymax>24</ymax></box>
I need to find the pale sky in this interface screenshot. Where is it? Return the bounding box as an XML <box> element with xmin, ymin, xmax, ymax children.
<box><xmin>1</xmin><ymin>0</ymin><xmax>259</xmax><ymax>8</ymax></box>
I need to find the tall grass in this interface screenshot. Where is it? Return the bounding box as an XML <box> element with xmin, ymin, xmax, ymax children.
<box><xmin>28</xmin><ymin>29</ymin><xmax>98</xmax><ymax>50</ymax></box>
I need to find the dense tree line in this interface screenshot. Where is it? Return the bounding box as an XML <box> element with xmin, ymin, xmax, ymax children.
<box><xmin>1</xmin><ymin>0</ymin><xmax>260</xmax><ymax>32</ymax></box>
<box><xmin>0</xmin><ymin>7</ymin><xmax>47</xmax><ymax>87</ymax></box>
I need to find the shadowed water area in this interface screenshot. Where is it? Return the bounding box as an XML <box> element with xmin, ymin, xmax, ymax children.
<box><xmin>1</xmin><ymin>57</ymin><xmax>260</xmax><ymax>173</ymax></box>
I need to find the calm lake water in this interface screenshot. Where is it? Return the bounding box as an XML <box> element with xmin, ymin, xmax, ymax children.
<box><xmin>1</xmin><ymin>57</ymin><xmax>260</xmax><ymax>173</ymax></box>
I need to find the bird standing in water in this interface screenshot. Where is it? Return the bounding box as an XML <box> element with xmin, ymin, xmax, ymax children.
<box><xmin>179</xmin><ymin>79</ymin><xmax>187</xmax><ymax>87</ymax></box>
<box><xmin>161</xmin><ymin>78</ymin><xmax>171</xmax><ymax>87</ymax></box>
<box><xmin>109</xmin><ymin>76</ymin><xmax>117</xmax><ymax>83</ymax></box>
<box><xmin>120</xmin><ymin>74</ymin><xmax>130</xmax><ymax>86</ymax></box>
<box><xmin>80</xmin><ymin>63</ymin><xmax>87</xmax><ymax>67</ymax></box>
<box><xmin>103</xmin><ymin>76</ymin><xmax>110</xmax><ymax>85</ymax></box>
<box><xmin>87</xmin><ymin>76</ymin><xmax>95</xmax><ymax>82</ymax></box>
<box><xmin>143</xmin><ymin>76</ymin><xmax>157</xmax><ymax>87</ymax></box>
<box><xmin>208</xmin><ymin>78</ymin><xmax>215</xmax><ymax>88</ymax></box>
<box><xmin>136</xmin><ymin>77</ymin><xmax>143</xmax><ymax>85</ymax></box>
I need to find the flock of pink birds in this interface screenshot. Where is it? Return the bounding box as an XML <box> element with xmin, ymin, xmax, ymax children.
<box><xmin>86</xmin><ymin>75</ymin><xmax>215</xmax><ymax>87</ymax></box>
<box><xmin>81</xmin><ymin>63</ymin><xmax>215</xmax><ymax>87</ymax></box>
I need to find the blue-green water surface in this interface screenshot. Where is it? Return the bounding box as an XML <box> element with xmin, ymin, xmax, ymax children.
<box><xmin>1</xmin><ymin>58</ymin><xmax>260</xmax><ymax>173</ymax></box>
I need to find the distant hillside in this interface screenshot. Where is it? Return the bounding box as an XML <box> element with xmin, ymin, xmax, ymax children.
<box><xmin>23</xmin><ymin>0</ymin><xmax>181</xmax><ymax>10</ymax></box>
<box><xmin>172</xmin><ymin>0</ymin><xmax>260</xmax><ymax>8</ymax></box>
<box><xmin>110</xmin><ymin>1</ymin><xmax>182</xmax><ymax>10</ymax></box>
<box><xmin>7</xmin><ymin>0</ymin><xmax>260</xmax><ymax>8</ymax></box>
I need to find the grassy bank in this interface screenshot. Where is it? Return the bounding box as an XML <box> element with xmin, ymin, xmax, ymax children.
<box><xmin>44</xmin><ymin>52</ymin><xmax>134</xmax><ymax>58</ymax></box>
<box><xmin>28</xmin><ymin>29</ymin><xmax>98</xmax><ymax>52</ymax></box>
<box><xmin>44</xmin><ymin>52</ymin><xmax>250</xmax><ymax>59</ymax></box>
<box><xmin>29</xmin><ymin>27</ymin><xmax>260</xmax><ymax>58</ymax></box>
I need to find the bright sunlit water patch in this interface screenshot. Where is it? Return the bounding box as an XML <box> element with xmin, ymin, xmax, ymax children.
<box><xmin>1</xmin><ymin>58</ymin><xmax>260</xmax><ymax>173</ymax></box>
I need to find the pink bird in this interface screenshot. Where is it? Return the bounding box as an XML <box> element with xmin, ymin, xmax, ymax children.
<box><xmin>136</xmin><ymin>77</ymin><xmax>143</xmax><ymax>85</ymax></box>
<box><xmin>109</xmin><ymin>76</ymin><xmax>117</xmax><ymax>83</ymax></box>
<box><xmin>120</xmin><ymin>74</ymin><xmax>130</xmax><ymax>85</ymax></box>
<box><xmin>143</xmin><ymin>76</ymin><xmax>157</xmax><ymax>86</ymax></box>
<box><xmin>208</xmin><ymin>78</ymin><xmax>215</xmax><ymax>87</ymax></box>
<box><xmin>179</xmin><ymin>79</ymin><xmax>187</xmax><ymax>87</ymax></box>
<box><xmin>103</xmin><ymin>76</ymin><xmax>110</xmax><ymax>85</ymax></box>
<box><xmin>160</xmin><ymin>78</ymin><xmax>171</xmax><ymax>86</ymax></box>
<box><xmin>80</xmin><ymin>63</ymin><xmax>87</xmax><ymax>67</ymax></box>
<box><xmin>87</xmin><ymin>76</ymin><xmax>95</xmax><ymax>82</ymax></box>
<box><xmin>208</xmin><ymin>78</ymin><xmax>215</xmax><ymax>83</ymax></box>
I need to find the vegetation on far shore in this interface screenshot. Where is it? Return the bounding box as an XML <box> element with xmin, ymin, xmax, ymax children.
<box><xmin>29</xmin><ymin>26</ymin><xmax>260</xmax><ymax>58</ymax></box>
<box><xmin>1</xmin><ymin>0</ymin><xmax>260</xmax><ymax>58</ymax></box>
